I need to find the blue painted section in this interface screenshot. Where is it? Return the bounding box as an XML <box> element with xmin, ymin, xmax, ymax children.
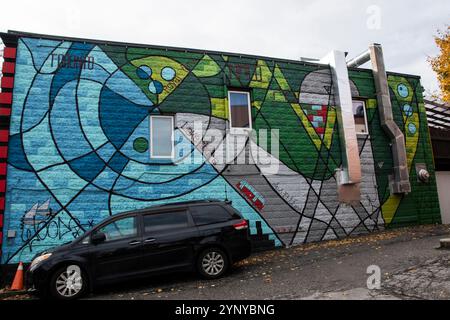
<box><xmin>109</xmin><ymin>152</ymin><xmax>129</xmax><ymax>174</ymax></box>
<box><xmin>1</xmin><ymin>165</ymin><xmax>63</xmax><ymax>263</ymax></box>
<box><xmin>105</xmin><ymin>70</ymin><xmax>153</xmax><ymax>106</ymax></box>
<box><xmin>22</xmin><ymin>73</ymin><xmax>54</xmax><ymax>133</ymax></box>
<box><xmin>99</xmin><ymin>86</ymin><xmax>150</xmax><ymax>149</ymax></box>
<box><xmin>77</xmin><ymin>80</ymin><xmax>109</xmax><ymax>149</ymax></box>
<box><xmin>2</xmin><ymin>40</ymin><xmax>279</xmax><ymax>264</ymax></box>
<box><xmin>50</xmin><ymin>82</ymin><xmax>93</xmax><ymax>161</ymax></box>
<box><xmin>22</xmin><ymin>115</ymin><xmax>64</xmax><ymax>171</ymax></box>
<box><xmin>50</xmin><ymin>42</ymin><xmax>95</xmax><ymax>106</ymax></box>
<box><xmin>137</xmin><ymin>66</ymin><xmax>152</xmax><ymax>80</ymax></box>
<box><xmin>161</xmin><ymin>67</ymin><xmax>176</xmax><ymax>81</ymax></box>
<box><xmin>21</xmin><ymin>38</ymin><xmax>63</xmax><ymax>71</ymax></box>
<box><xmin>7</xmin><ymin>135</ymin><xmax>33</xmax><ymax>171</ymax></box>
<box><xmin>69</xmin><ymin>152</ymin><xmax>105</xmax><ymax>182</ymax></box>
<box><xmin>80</xmin><ymin>63</ymin><xmax>110</xmax><ymax>84</ymax></box>
<box><xmin>66</xmin><ymin>185</ymin><xmax>112</xmax><ymax>225</ymax></box>
<box><xmin>96</xmin><ymin>143</ymin><xmax>117</xmax><ymax>163</ymax></box>
<box><xmin>10</xmin><ymin>41</ymin><xmax>37</xmax><ymax>136</ymax></box>
<box><xmin>120</xmin><ymin>116</ymin><xmax>151</xmax><ymax>163</ymax></box>
<box><xmin>91</xmin><ymin>166</ymin><xmax>120</xmax><ymax>191</ymax></box>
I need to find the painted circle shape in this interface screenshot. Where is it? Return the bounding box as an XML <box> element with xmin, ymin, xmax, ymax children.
<box><xmin>136</xmin><ymin>65</ymin><xmax>152</xmax><ymax>80</ymax></box>
<box><xmin>403</xmin><ymin>104</ymin><xmax>413</xmax><ymax>117</ymax></box>
<box><xmin>133</xmin><ymin>137</ymin><xmax>149</xmax><ymax>153</ymax></box>
<box><xmin>408</xmin><ymin>123</ymin><xmax>417</xmax><ymax>135</ymax></box>
<box><xmin>148</xmin><ymin>80</ymin><xmax>164</xmax><ymax>94</ymax></box>
<box><xmin>397</xmin><ymin>84</ymin><xmax>409</xmax><ymax>98</ymax></box>
<box><xmin>161</xmin><ymin>67</ymin><xmax>176</xmax><ymax>81</ymax></box>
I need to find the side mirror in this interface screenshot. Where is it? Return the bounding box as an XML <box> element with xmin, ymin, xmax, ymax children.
<box><xmin>91</xmin><ymin>232</ymin><xmax>106</xmax><ymax>244</ymax></box>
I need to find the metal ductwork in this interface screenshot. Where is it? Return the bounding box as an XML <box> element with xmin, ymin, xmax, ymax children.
<box><xmin>346</xmin><ymin>49</ymin><xmax>371</xmax><ymax>68</ymax></box>
<box><xmin>321</xmin><ymin>43</ymin><xmax>412</xmax><ymax>202</ymax></box>
<box><xmin>368</xmin><ymin>44</ymin><xmax>411</xmax><ymax>194</ymax></box>
<box><xmin>320</xmin><ymin>50</ymin><xmax>362</xmax><ymax>204</ymax></box>
<box><xmin>319</xmin><ymin>43</ymin><xmax>411</xmax><ymax>202</ymax></box>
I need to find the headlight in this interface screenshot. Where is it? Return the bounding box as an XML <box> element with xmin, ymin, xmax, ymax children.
<box><xmin>30</xmin><ymin>253</ymin><xmax>52</xmax><ymax>270</ymax></box>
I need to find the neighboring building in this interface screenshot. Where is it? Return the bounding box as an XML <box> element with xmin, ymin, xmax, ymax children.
<box><xmin>0</xmin><ymin>31</ymin><xmax>441</xmax><ymax>265</ymax></box>
<box><xmin>426</xmin><ymin>99</ymin><xmax>450</xmax><ymax>224</ymax></box>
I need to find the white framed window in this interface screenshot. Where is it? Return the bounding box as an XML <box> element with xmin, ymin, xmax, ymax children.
<box><xmin>228</xmin><ymin>91</ymin><xmax>252</xmax><ymax>131</ymax></box>
<box><xmin>150</xmin><ymin>115</ymin><xmax>174</xmax><ymax>159</ymax></box>
<box><xmin>352</xmin><ymin>100</ymin><xmax>369</xmax><ymax>135</ymax></box>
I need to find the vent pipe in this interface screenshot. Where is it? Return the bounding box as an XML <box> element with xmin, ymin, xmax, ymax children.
<box><xmin>346</xmin><ymin>49</ymin><xmax>370</xmax><ymax>68</ymax></box>
<box><xmin>320</xmin><ymin>50</ymin><xmax>361</xmax><ymax>204</ymax></box>
<box><xmin>369</xmin><ymin>44</ymin><xmax>411</xmax><ymax>194</ymax></box>
<box><xmin>345</xmin><ymin>44</ymin><xmax>411</xmax><ymax>195</ymax></box>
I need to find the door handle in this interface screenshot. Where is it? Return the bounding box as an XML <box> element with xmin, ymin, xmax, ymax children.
<box><xmin>129</xmin><ymin>240</ymin><xmax>141</xmax><ymax>246</ymax></box>
<box><xmin>144</xmin><ymin>238</ymin><xmax>156</xmax><ymax>243</ymax></box>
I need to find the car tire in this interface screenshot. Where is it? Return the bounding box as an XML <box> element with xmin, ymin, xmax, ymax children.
<box><xmin>197</xmin><ymin>247</ymin><xmax>229</xmax><ymax>279</ymax></box>
<box><xmin>49</xmin><ymin>264</ymin><xmax>87</xmax><ymax>300</ymax></box>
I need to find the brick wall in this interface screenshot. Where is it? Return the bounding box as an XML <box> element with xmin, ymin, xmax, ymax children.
<box><xmin>0</xmin><ymin>45</ymin><xmax>16</xmax><ymax>259</ymax></box>
<box><xmin>0</xmin><ymin>34</ymin><xmax>440</xmax><ymax>263</ymax></box>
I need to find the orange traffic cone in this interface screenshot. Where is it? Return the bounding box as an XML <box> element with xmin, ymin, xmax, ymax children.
<box><xmin>10</xmin><ymin>262</ymin><xmax>24</xmax><ymax>291</ymax></box>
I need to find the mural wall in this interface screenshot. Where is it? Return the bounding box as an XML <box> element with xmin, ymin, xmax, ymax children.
<box><xmin>0</xmin><ymin>35</ymin><xmax>441</xmax><ymax>263</ymax></box>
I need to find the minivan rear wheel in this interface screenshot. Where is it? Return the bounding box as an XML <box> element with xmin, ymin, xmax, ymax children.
<box><xmin>49</xmin><ymin>264</ymin><xmax>87</xmax><ymax>300</ymax></box>
<box><xmin>197</xmin><ymin>248</ymin><xmax>229</xmax><ymax>279</ymax></box>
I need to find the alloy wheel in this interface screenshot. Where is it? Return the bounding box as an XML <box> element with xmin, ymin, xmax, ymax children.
<box><xmin>55</xmin><ymin>265</ymin><xmax>83</xmax><ymax>298</ymax></box>
<box><xmin>201</xmin><ymin>251</ymin><xmax>225</xmax><ymax>276</ymax></box>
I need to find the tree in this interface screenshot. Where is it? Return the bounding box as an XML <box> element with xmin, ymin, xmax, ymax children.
<box><xmin>429</xmin><ymin>26</ymin><xmax>450</xmax><ymax>104</ymax></box>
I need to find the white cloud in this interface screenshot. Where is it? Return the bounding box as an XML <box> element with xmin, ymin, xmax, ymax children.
<box><xmin>1</xmin><ymin>0</ymin><xmax>448</xmax><ymax>92</ymax></box>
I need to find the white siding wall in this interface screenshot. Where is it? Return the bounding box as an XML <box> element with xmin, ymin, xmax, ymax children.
<box><xmin>436</xmin><ymin>171</ymin><xmax>450</xmax><ymax>224</ymax></box>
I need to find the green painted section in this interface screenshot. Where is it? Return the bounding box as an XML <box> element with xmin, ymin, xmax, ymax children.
<box><xmin>101</xmin><ymin>44</ymin><xmax>441</xmax><ymax>229</ymax></box>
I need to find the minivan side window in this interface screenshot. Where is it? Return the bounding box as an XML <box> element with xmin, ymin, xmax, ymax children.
<box><xmin>98</xmin><ymin>216</ymin><xmax>137</xmax><ymax>242</ymax></box>
<box><xmin>190</xmin><ymin>205</ymin><xmax>232</xmax><ymax>226</ymax></box>
<box><xmin>143</xmin><ymin>211</ymin><xmax>189</xmax><ymax>233</ymax></box>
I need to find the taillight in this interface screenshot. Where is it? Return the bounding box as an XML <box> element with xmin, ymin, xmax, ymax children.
<box><xmin>233</xmin><ymin>220</ymin><xmax>248</xmax><ymax>230</ymax></box>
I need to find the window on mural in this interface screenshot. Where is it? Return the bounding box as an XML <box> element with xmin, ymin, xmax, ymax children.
<box><xmin>228</xmin><ymin>91</ymin><xmax>252</xmax><ymax>129</ymax></box>
<box><xmin>150</xmin><ymin>116</ymin><xmax>174</xmax><ymax>159</ymax></box>
<box><xmin>352</xmin><ymin>100</ymin><xmax>369</xmax><ymax>135</ymax></box>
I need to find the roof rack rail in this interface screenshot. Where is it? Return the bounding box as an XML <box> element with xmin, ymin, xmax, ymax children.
<box><xmin>114</xmin><ymin>199</ymin><xmax>234</xmax><ymax>216</ymax></box>
<box><xmin>156</xmin><ymin>199</ymin><xmax>227</xmax><ymax>207</ymax></box>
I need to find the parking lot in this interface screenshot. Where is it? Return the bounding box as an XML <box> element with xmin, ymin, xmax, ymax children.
<box><xmin>86</xmin><ymin>224</ymin><xmax>450</xmax><ymax>300</ymax></box>
<box><xmin>2</xmin><ymin>224</ymin><xmax>449</xmax><ymax>300</ymax></box>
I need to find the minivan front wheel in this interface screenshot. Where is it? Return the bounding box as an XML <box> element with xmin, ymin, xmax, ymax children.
<box><xmin>197</xmin><ymin>248</ymin><xmax>229</xmax><ymax>279</ymax></box>
<box><xmin>49</xmin><ymin>264</ymin><xmax>86</xmax><ymax>300</ymax></box>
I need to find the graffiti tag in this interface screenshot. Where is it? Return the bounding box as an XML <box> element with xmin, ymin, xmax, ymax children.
<box><xmin>19</xmin><ymin>201</ymin><xmax>94</xmax><ymax>253</ymax></box>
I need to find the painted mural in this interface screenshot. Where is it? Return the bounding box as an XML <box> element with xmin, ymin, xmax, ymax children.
<box><xmin>0</xmin><ymin>36</ymin><xmax>441</xmax><ymax>263</ymax></box>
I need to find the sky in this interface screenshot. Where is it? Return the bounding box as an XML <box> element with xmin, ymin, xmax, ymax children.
<box><xmin>0</xmin><ymin>0</ymin><xmax>448</xmax><ymax>94</ymax></box>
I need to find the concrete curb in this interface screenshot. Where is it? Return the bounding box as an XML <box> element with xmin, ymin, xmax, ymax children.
<box><xmin>439</xmin><ymin>238</ymin><xmax>450</xmax><ymax>249</ymax></box>
<box><xmin>0</xmin><ymin>289</ymin><xmax>30</xmax><ymax>299</ymax></box>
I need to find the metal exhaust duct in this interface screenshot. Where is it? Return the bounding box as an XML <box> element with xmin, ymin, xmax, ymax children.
<box><xmin>320</xmin><ymin>43</ymin><xmax>411</xmax><ymax>203</ymax></box>
<box><xmin>368</xmin><ymin>43</ymin><xmax>411</xmax><ymax>194</ymax></box>
<box><xmin>320</xmin><ymin>50</ymin><xmax>361</xmax><ymax>204</ymax></box>
<box><xmin>346</xmin><ymin>49</ymin><xmax>371</xmax><ymax>68</ymax></box>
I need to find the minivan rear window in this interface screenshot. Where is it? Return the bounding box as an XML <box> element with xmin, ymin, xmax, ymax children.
<box><xmin>143</xmin><ymin>211</ymin><xmax>189</xmax><ymax>233</ymax></box>
<box><xmin>190</xmin><ymin>205</ymin><xmax>232</xmax><ymax>226</ymax></box>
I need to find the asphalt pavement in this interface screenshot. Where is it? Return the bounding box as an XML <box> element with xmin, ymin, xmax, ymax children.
<box><xmin>84</xmin><ymin>224</ymin><xmax>450</xmax><ymax>300</ymax></box>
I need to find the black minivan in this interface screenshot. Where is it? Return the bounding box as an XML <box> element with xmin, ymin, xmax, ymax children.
<box><xmin>27</xmin><ymin>200</ymin><xmax>252</xmax><ymax>299</ymax></box>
